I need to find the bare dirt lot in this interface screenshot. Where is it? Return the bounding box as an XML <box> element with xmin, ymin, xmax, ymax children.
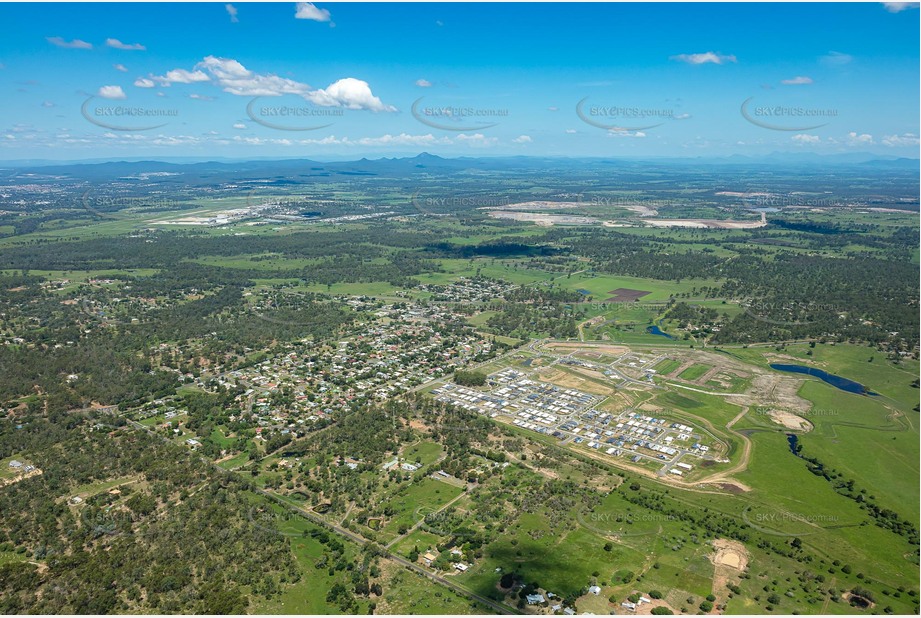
<box><xmin>536</xmin><ymin>368</ymin><xmax>613</xmax><ymax>395</ymax></box>
<box><xmin>709</xmin><ymin>538</ymin><xmax>750</xmax><ymax>610</ymax></box>
<box><xmin>545</xmin><ymin>342</ymin><xmax>628</xmax><ymax>356</ymax></box>
<box><xmin>605</xmin><ymin>288</ymin><xmax>652</xmax><ymax>303</ymax></box>
<box><xmin>766</xmin><ymin>409</ymin><xmax>814</xmax><ymax>432</ymax></box>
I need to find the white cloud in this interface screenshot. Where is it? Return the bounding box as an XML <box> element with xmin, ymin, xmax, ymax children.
<box><xmin>455</xmin><ymin>133</ymin><xmax>499</xmax><ymax>147</ymax></box>
<box><xmin>226</xmin><ymin>3</ymin><xmax>239</xmax><ymax>22</ymax></box>
<box><xmin>881</xmin><ymin>133</ymin><xmax>920</xmax><ymax>146</ymax></box>
<box><xmin>307</xmin><ymin>77</ymin><xmax>396</xmax><ymax>111</ymax></box>
<box><xmin>196</xmin><ymin>55</ymin><xmax>310</xmax><ymax>96</ymax></box>
<box><xmin>276</xmin><ymin>133</ymin><xmax>452</xmax><ymax>147</ymax></box>
<box><xmin>565</xmin><ymin>129</ymin><xmax>577</xmax><ymax>134</ymax></box>
<box><xmin>150</xmin><ymin>134</ymin><xmax>203</xmax><ymax>147</ymax></box>
<box><xmin>846</xmin><ymin>131</ymin><xmax>874</xmax><ymax>145</ymax></box>
<box><xmin>415</xmin><ymin>79</ymin><xmax>432</xmax><ymax>88</ymax></box>
<box><xmin>189</xmin><ymin>93</ymin><xmax>215</xmax><ymax>101</ymax></box>
<box><xmin>820</xmin><ymin>51</ymin><xmax>852</xmax><ymax>66</ymax></box>
<box><xmin>114</xmin><ymin>64</ymin><xmax>128</xmax><ymax>72</ymax></box>
<box><xmin>607</xmin><ymin>130</ymin><xmax>646</xmax><ymax>138</ymax></box>
<box><xmin>548</xmin><ymin>106</ymin><xmax>559</xmax><ymax>112</ymax></box>
<box><xmin>46</xmin><ymin>37</ymin><xmax>92</xmax><ymax>49</ymax></box>
<box><xmin>232</xmin><ymin>123</ymin><xmax>246</xmax><ymax>129</ymax></box>
<box><xmin>295</xmin><ymin>2</ymin><xmax>331</xmax><ymax>22</ymax></box>
<box><xmin>882</xmin><ymin>2</ymin><xmax>919</xmax><ymax>11</ymax></box>
<box><xmin>512</xmin><ymin>135</ymin><xmax>532</xmax><ymax>144</ymax></box>
<box><xmin>673</xmin><ymin>113</ymin><xmax>691</xmax><ymax>120</ymax></box>
<box><xmin>792</xmin><ymin>134</ymin><xmax>820</xmax><ymax>144</ymax></box>
<box><xmin>42</xmin><ymin>101</ymin><xmax>55</xmax><ymax>108</ymax></box>
<box><xmin>106</xmin><ymin>38</ymin><xmax>146</xmax><ymax>51</ymax></box>
<box><xmin>123</xmin><ymin>56</ymin><xmax>398</xmax><ymax>113</ymax></box>
<box><xmin>97</xmin><ymin>85</ymin><xmax>126</xmax><ymax>100</ymax></box>
<box><xmin>151</xmin><ymin>68</ymin><xmax>211</xmax><ymax>86</ymax></box>
<box><xmin>670</xmin><ymin>52</ymin><xmax>736</xmax><ymax>65</ymax></box>
<box><xmin>356</xmin><ymin>133</ymin><xmax>445</xmax><ymax>146</ymax></box>
<box><xmin>781</xmin><ymin>76</ymin><xmax>813</xmax><ymax>85</ymax></box>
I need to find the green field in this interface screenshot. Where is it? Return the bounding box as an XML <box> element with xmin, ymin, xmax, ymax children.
<box><xmin>677</xmin><ymin>363</ymin><xmax>712</xmax><ymax>381</ymax></box>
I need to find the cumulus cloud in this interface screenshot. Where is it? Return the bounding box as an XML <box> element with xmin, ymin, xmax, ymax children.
<box><xmin>792</xmin><ymin>134</ymin><xmax>821</xmax><ymax>144</ymax></box>
<box><xmin>97</xmin><ymin>85</ymin><xmax>126</xmax><ymax>99</ymax></box>
<box><xmin>114</xmin><ymin>64</ymin><xmax>128</xmax><ymax>72</ymax></box>
<box><xmin>455</xmin><ymin>133</ymin><xmax>499</xmax><ymax>147</ymax></box>
<box><xmin>136</xmin><ymin>56</ymin><xmax>397</xmax><ymax>112</ymax></box>
<box><xmin>151</xmin><ymin>68</ymin><xmax>210</xmax><ymax>85</ymax></box>
<box><xmin>295</xmin><ymin>2</ymin><xmax>331</xmax><ymax>22</ymax></box>
<box><xmin>781</xmin><ymin>76</ymin><xmax>813</xmax><ymax>85</ymax></box>
<box><xmin>306</xmin><ymin>77</ymin><xmax>396</xmax><ymax>111</ymax></box>
<box><xmin>846</xmin><ymin>131</ymin><xmax>874</xmax><ymax>145</ymax></box>
<box><xmin>106</xmin><ymin>38</ymin><xmax>146</xmax><ymax>51</ymax></box>
<box><xmin>512</xmin><ymin>135</ymin><xmax>532</xmax><ymax>143</ymax></box>
<box><xmin>46</xmin><ymin>37</ymin><xmax>92</xmax><ymax>49</ymax></box>
<box><xmin>882</xmin><ymin>2</ymin><xmax>919</xmax><ymax>11</ymax></box>
<box><xmin>415</xmin><ymin>78</ymin><xmax>432</xmax><ymax>88</ymax></box>
<box><xmin>134</xmin><ymin>78</ymin><xmax>156</xmax><ymax>88</ymax></box>
<box><xmin>195</xmin><ymin>55</ymin><xmax>309</xmax><ymax>96</ymax></box>
<box><xmin>670</xmin><ymin>51</ymin><xmax>736</xmax><ymax>65</ymax></box>
<box><xmin>233</xmin><ymin>123</ymin><xmax>247</xmax><ymax>129</ymax></box>
<box><xmin>226</xmin><ymin>3</ymin><xmax>239</xmax><ymax>22</ymax></box>
<box><xmin>881</xmin><ymin>133</ymin><xmax>920</xmax><ymax>146</ymax></box>
<box><xmin>820</xmin><ymin>51</ymin><xmax>852</xmax><ymax>66</ymax></box>
<box><xmin>229</xmin><ymin>133</ymin><xmax>451</xmax><ymax>148</ymax></box>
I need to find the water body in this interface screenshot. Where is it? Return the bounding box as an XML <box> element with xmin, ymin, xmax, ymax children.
<box><xmin>786</xmin><ymin>433</ymin><xmax>802</xmax><ymax>457</ymax></box>
<box><xmin>769</xmin><ymin>364</ymin><xmax>871</xmax><ymax>395</ymax></box>
<box><xmin>646</xmin><ymin>325</ymin><xmax>677</xmax><ymax>340</ymax></box>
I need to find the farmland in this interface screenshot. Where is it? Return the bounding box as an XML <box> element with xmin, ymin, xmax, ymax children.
<box><xmin>0</xmin><ymin>155</ymin><xmax>917</xmax><ymax>615</ymax></box>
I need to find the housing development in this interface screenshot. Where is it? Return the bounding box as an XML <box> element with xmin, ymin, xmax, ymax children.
<box><xmin>0</xmin><ymin>2</ymin><xmax>918</xmax><ymax>618</ymax></box>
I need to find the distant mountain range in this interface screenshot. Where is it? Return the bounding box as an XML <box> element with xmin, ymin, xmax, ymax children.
<box><xmin>1</xmin><ymin>151</ymin><xmax>917</xmax><ymax>183</ymax></box>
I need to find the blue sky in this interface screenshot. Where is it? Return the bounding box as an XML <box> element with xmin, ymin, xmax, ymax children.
<box><xmin>1</xmin><ymin>2</ymin><xmax>919</xmax><ymax>160</ymax></box>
